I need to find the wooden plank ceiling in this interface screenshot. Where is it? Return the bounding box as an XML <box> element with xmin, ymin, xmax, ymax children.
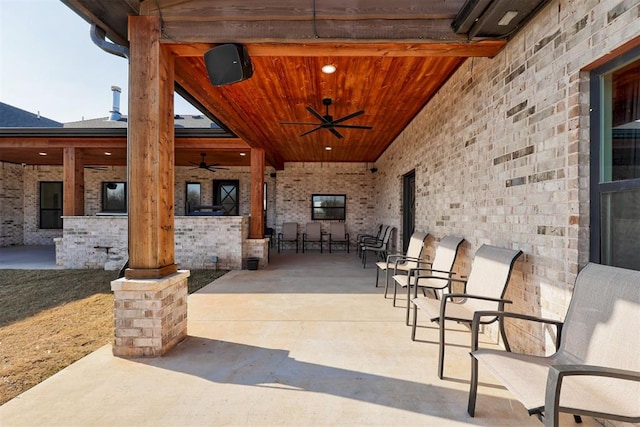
<box><xmin>2</xmin><ymin>0</ymin><xmax>507</xmax><ymax>169</ymax></box>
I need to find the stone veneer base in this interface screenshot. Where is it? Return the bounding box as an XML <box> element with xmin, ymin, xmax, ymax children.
<box><xmin>111</xmin><ymin>270</ymin><xmax>190</xmax><ymax>357</ymax></box>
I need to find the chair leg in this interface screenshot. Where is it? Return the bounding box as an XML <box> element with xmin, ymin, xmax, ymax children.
<box><xmin>411</xmin><ymin>304</ymin><xmax>418</xmax><ymax>341</ymax></box>
<box><xmin>375</xmin><ymin>267</ymin><xmax>380</xmax><ymax>287</ymax></box>
<box><xmin>467</xmin><ymin>355</ymin><xmax>479</xmax><ymax>416</ymax></box>
<box><xmin>405</xmin><ymin>285</ymin><xmax>412</xmax><ymax>326</ymax></box>
<box><xmin>437</xmin><ymin>319</ymin><xmax>446</xmax><ymax>379</ymax></box>
<box><xmin>383</xmin><ymin>268</ymin><xmax>391</xmax><ymax>298</ymax></box>
<box><xmin>392</xmin><ymin>280</ymin><xmax>398</xmax><ymax>307</ymax></box>
<box><xmin>573</xmin><ymin>415</ymin><xmax>582</xmax><ymax>423</ymax></box>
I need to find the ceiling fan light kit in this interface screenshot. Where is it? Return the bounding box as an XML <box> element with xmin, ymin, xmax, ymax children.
<box><xmin>281</xmin><ymin>98</ymin><xmax>373</xmax><ymax>139</ymax></box>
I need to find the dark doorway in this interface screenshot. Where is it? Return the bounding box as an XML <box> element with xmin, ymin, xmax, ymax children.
<box><xmin>213</xmin><ymin>180</ymin><xmax>239</xmax><ymax>215</ymax></box>
<box><xmin>402</xmin><ymin>170</ymin><xmax>416</xmax><ymax>252</ymax></box>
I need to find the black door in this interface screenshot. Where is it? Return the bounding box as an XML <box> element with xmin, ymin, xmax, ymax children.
<box><xmin>402</xmin><ymin>171</ymin><xmax>416</xmax><ymax>252</ymax></box>
<box><xmin>213</xmin><ymin>180</ymin><xmax>239</xmax><ymax>215</ymax></box>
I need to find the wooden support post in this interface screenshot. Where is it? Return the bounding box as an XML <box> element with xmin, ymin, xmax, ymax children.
<box><xmin>126</xmin><ymin>15</ymin><xmax>177</xmax><ymax>279</ymax></box>
<box><xmin>249</xmin><ymin>147</ymin><xmax>265</xmax><ymax>239</ymax></box>
<box><xmin>63</xmin><ymin>147</ymin><xmax>84</xmax><ymax>216</ymax></box>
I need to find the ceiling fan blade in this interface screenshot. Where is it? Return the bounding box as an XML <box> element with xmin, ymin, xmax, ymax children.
<box><xmin>333</xmin><ymin>110</ymin><xmax>364</xmax><ymax>124</ymax></box>
<box><xmin>306</xmin><ymin>106</ymin><xmax>330</xmax><ymax>123</ymax></box>
<box><xmin>212</xmin><ymin>166</ymin><xmax>230</xmax><ymax>170</ymax></box>
<box><xmin>280</xmin><ymin>122</ymin><xmax>321</xmax><ymax>126</ymax></box>
<box><xmin>332</xmin><ymin>124</ymin><xmax>373</xmax><ymax>130</ymax></box>
<box><xmin>300</xmin><ymin>126</ymin><xmax>323</xmax><ymax>137</ymax></box>
<box><xmin>329</xmin><ymin>128</ymin><xmax>344</xmax><ymax>139</ymax></box>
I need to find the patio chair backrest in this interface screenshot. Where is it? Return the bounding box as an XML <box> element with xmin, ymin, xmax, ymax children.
<box><xmin>282</xmin><ymin>222</ymin><xmax>298</xmax><ymax>240</ymax></box>
<box><xmin>463</xmin><ymin>244</ymin><xmax>522</xmax><ymax>313</ymax></box>
<box><xmin>305</xmin><ymin>222</ymin><xmax>322</xmax><ymax>240</ymax></box>
<box><xmin>380</xmin><ymin>226</ymin><xmax>394</xmax><ymax>247</ymax></box>
<box><xmin>330</xmin><ymin>223</ymin><xmax>347</xmax><ymax>240</ymax></box>
<box><xmin>416</xmin><ymin>236</ymin><xmax>464</xmax><ymax>293</ymax></box>
<box><xmin>404</xmin><ymin>231</ymin><xmax>429</xmax><ymax>270</ymax></box>
<box><xmin>558</xmin><ymin>263</ymin><xmax>640</xmax><ymax>371</ymax></box>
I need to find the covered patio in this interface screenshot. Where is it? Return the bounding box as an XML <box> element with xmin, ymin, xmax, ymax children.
<box><xmin>0</xmin><ymin>253</ymin><xmax>600</xmax><ymax>426</ymax></box>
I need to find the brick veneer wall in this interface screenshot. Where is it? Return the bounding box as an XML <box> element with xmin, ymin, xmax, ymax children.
<box><xmin>0</xmin><ymin>162</ymin><xmax>24</xmax><ymax>246</ymax></box>
<box><xmin>56</xmin><ymin>215</ymin><xmax>265</xmax><ymax>270</ymax></box>
<box><xmin>274</xmin><ymin>162</ymin><xmax>378</xmax><ymax>250</ymax></box>
<box><xmin>375</xmin><ymin>0</ymin><xmax>640</xmax><ymax>354</ymax></box>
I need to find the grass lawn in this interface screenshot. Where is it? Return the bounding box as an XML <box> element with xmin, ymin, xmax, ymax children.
<box><xmin>0</xmin><ymin>269</ymin><xmax>226</xmax><ymax>406</ymax></box>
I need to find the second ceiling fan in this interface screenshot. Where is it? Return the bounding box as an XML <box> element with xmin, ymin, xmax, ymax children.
<box><xmin>281</xmin><ymin>98</ymin><xmax>372</xmax><ymax>139</ymax></box>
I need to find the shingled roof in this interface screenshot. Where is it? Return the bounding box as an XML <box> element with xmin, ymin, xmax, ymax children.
<box><xmin>0</xmin><ymin>103</ymin><xmax>63</xmax><ymax>128</ymax></box>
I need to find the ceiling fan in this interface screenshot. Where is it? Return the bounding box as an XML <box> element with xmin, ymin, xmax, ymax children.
<box><xmin>190</xmin><ymin>152</ymin><xmax>229</xmax><ymax>173</ymax></box>
<box><xmin>281</xmin><ymin>98</ymin><xmax>372</xmax><ymax>139</ymax></box>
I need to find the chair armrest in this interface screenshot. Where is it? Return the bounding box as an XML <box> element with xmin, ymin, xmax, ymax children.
<box><xmin>470</xmin><ymin>310</ymin><xmax>564</xmax><ymax>352</ymax></box>
<box><xmin>544</xmin><ymin>365</ymin><xmax>640</xmax><ymax>427</ymax></box>
<box><xmin>440</xmin><ymin>293</ymin><xmax>512</xmax><ymax>325</ymax></box>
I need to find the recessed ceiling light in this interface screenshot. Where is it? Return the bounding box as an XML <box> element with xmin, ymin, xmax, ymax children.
<box><xmin>240</xmin><ymin>152</ymin><xmax>246</xmax><ymax>156</ymax></box>
<box><xmin>322</xmin><ymin>64</ymin><xmax>336</xmax><ymax>74</ymax></box>
<box><xmin>39</xmin><ymin>152</ymin><xmax>47</xmax><ymax>156</ymax></box>
<box><xmin>104</xmin><ymin>152</ymin><xmax>112</xmax><ymax>156</ymax></box>
<box><xmin>325</xmin><ymin>146</ymin><xmax>332</xmax><ymax>151</ymax></box>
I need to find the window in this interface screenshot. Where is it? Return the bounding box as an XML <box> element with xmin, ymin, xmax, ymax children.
<box><xmin>102</xmin><ymin>182</ymin><xmax>127</xmax><ymax>213</ymax></box>
<box><xmin>186</xmin><ymin>182</ymin><xmax>201</xmax><ymax>214</ymax></box>
<box><xmin>590</xmin><ymin>50</ymin><xmax>640</xmax><ymax>270</ymax></box>
<box><xmin>311</xmin><ymin>194</ymin><xmax>346</xmax><ymax>221</ymax></box>
<box><xmin>213</xmin><ymin>180</ymin><xmax>239</xmax><ymax>215</ymax></box>
<box><xmin>39</xmin><ymin>182</ymin><xmax>63</xmax><ymax>229</ymax></box>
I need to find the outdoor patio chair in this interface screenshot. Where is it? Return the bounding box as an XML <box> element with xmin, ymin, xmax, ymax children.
<box><xmin>375</xmin><ymin>231</ymin><xmax>429</xmax><ymax>296</ymax></box>
<box><xmin>302</xmin><ymin>222</ymin><xmax>323</xmax><ymax>253</ymax></box>
<box><xmin>468</xmin><ymin>263</ymin><xmax>640</xmax><ymax>427</ymax></box>
<box><xmin>277</xmin><ymin>222</ymin><xmax>299</xmax><ymax>253</ymax></box>
<box><xmin>356</xmin><ymin>224</ymin><xmax>383</xmax><ymax>257</ymax></box>
<box><xmin>361</xmin><ymin>226</ymin><xmax>395</xmax><ymax>268</ymax></box>
<box><xmin>391</xmin><ymin>235</ymin><xmax>464</xmax><ymax>325</ymax></box>
<box><xmin>328</xmin><ymin>223</ymin><xmax>350</xmax><ymax>253</ymax></box>
<box><xmin>410</xmin><ymin>244</ymin><xmax>522</xmax><ymax>379</ymax></box>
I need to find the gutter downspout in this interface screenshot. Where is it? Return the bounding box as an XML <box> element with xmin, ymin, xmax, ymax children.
<box><xmin>90</xmin><ymin>24</ymin><xmax>129</xmax><ymax>59</ymax></box>
<box><xmin>90</xmin><ymin>23</ymin><xmax>131</xmax><ymax>277</ymax></box>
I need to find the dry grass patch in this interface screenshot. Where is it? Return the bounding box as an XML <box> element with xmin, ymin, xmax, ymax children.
<box><xmin>0</xmin><ymin>269</ymin><xmax>225</xmax><ymax>405</ymax></box>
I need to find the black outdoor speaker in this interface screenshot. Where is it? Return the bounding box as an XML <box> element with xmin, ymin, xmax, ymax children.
<box><xmin>204</xmin><ymin>44</ymin><xmax>253</xmax><ymax>87</ymax></box>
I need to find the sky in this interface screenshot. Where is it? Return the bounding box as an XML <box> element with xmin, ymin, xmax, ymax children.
<box><xmin>0</xmin><ymin>0</ymin><xmax>200</xmax><ymax>123</ymax></box>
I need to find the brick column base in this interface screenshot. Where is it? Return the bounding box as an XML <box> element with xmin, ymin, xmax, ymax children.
<box><xmin>110</xmin><ymin>270</ymin><xmax>190</xmax><ymax>357</ymax></box>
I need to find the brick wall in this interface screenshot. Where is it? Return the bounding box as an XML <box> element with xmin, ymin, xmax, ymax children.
<box><xmin>56</xmin><ymin>215</ymin><xmax>264</xmax><ymax>270</ymax></box>
<box><xmin>0</xmin><ymin>162</ymin><xmax>24</xmax><ymax>246</ymax></box>
<box><xmin>274</xmin><ymin>162</ymin><xmax>378</xmax><ymax>249</ymax></box>
<box><xmin>375</xmin><ymin>0</ymin><xmax>640</xmax><ymax>353</ymax></box>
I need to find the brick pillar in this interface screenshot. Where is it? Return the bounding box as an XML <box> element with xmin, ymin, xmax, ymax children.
<box><xmin>111</xmin><ymin>271</ymin><xmax>190</xmax><ymax>357</ymax></box>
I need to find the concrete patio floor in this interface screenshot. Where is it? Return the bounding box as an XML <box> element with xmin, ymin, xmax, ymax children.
<box><xmin>0</xmin><ymin>252</ymin><xmax>598</xmax><ymax>426</ymax></box>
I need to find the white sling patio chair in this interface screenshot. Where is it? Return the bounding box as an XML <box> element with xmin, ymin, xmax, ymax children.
<box><xmin>277</xmin><ymin>222</ymin><xmax>299</xmax><ymax>253</ymax></box>
<box><xmin>375</xmin><ymin>231</ymin><xmax>429</xmax><ymax>297</ymax></box>
<box><xmin>328</xmin><ymin>222</ymin><xmax>350</xmax><ymax>253</ymax></box>
<box><xmin>410</xmin><ymin>244</ymin><xmax>522</xmax><ymax>379</ymax></box>
<box><xmin>391</xmin><ymin>235</ymin><xmax>464</xmax><ymax>325</ymax></box>
<box><xmin>361</xmin><ymin>226</ymin><xmax>395</xmax><ymax>268</ymax></box>
<box><xmin>357</xmin><ymin>224</ymin><xmax>383</xmax><ymax>258</ymax></box>
<box><xmin>302</xmin><ymin>222</ymin><xmax>323</xmax><ymax>253</ymax></box>
<box><xmin>468</xmin><ymin>263</ymin><xmax>640</xmax><ymax>427</ymax></box>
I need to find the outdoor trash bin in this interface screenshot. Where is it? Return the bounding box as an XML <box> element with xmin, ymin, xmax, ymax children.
<box><xmin>247</xmin><ymin>257</ymin><xmax>259</xmax><ymax>270</ymax></box>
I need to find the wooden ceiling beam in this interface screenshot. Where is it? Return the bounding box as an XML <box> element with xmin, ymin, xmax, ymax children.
<box><xmin>0</xmin><ymin>137</ymin><xmax>247</xmax><ymax>149</ymax></box>
<box><xmin>167</xmin><ymin>41</ymin><xmax>506</xmax><ymax>58</ymax></box>
<box><xmin>141</xmin><ymin>0</ymin><xmax>464</xmax><ymax>19</ymax></box>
